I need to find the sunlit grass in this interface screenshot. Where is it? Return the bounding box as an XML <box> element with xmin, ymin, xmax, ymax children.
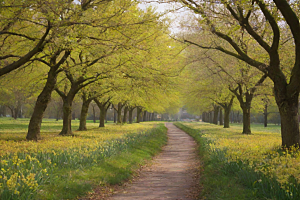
<box><xmin>176</xmin><ymin>122</ymin><xmax>300</xmax><ymax>199</ymax></box>
<box><xmin>0</xmin><ymin>118</ymin><xmax>166</xmax><ymax>199</ymax></box>
<box><xmin>0</xmin><ymin>118</ymin><xmax>153</xmax><ymax>156</ymax></box>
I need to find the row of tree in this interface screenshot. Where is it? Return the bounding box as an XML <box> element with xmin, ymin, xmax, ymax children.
<box><xmin>173</xmin><ymin>0</ymin><xmax>300</xmax><ymax>148</ymax></box>
<box><xmin>0</xmin><ymin>0</ymin><xmax>183</xmax><ymax>140</ymax></box>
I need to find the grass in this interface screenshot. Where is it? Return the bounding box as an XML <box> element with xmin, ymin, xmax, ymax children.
<box><xmin>174</xmin><ymin>122</ymin><xmax>300</xmax><ymax>200</ymax></box>
<box><xmin>38</xmin><ymin>125</ymin><xmax>167</xmax><ymax>200</ymax></box>
<box><xmin>0</xmin><ymin>118</ymin><xmax>167</xmax><ymax>199</ymax></box>
<box><xmin>0</xmin><ymin>118</ymin><xmax>113</xmax><ymax>139</ymax></box>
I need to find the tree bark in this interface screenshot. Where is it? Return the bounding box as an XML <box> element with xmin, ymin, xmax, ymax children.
<box><xmin>213</xmin><ymin>105</ymin><xmax>219</xmax><ymax>125</ymax></box>
<box><xmin>219</xmin><ymin>108</ymin><xmax>223</xmax><ymax>126</ymax></box>
<box><xmin>224</xmin><ymin>107</ymin><xmax>231</xmax><ymax>128</ymax></box>
<box><xmin>123</xmin><ymin>106</ymin><xmax>128</xmax><ymax>123</ymax></box>
<box><xmin>99</xmin><ymin>108</ymin><xmax>106</xmax><ymax>127</ymax></box>
<box><xmin>136</xmin><ymin>107</ymin><xmax>142</xmax><ymax>123</ymax></box>
<box><xmin>13</xmin><ymin>103</ymin><xmax>21</xmax><ymax>119</ymax></box>
<box><xmin>117</xmin><ymin>102</ymin><xmax>122</xmax><ymax>124</ymax></box>
<box><xmin>94</xmin><ymin>98</ymin><xmax>110</xmax><ymax>128</ymax></box>
<box><xmin>78</xmin><ymin>94</ymin><xmax>93</xmax><ymax>131</ymax></box>
<box><xmin>242</xmin><ymin>106</ymin><xmax>251</xmax><ymax>134</ymax></box>
<box><xmin>113</xmin><ymin>109</ymin><xmax>117</xmax><ymax>123</ymax></box>
<box><xmin>264</xmin><ymin>104</ymin><xmax>268</xmax><ymax>127</ymax></box>
<box><xmin>143</xmin><ymin>111</ymin><xmax>147</xmax><ymax>122</ymax></box>
<box><xmin>60</xmin><ymin>95</ymin><xmax>75</xmax><ymax>136</ymax></box>
<box><xmin>92</xmin><ymin>105</ymin><xmax>96</xmax><ymax>123</ymax></box>
<box><xmin>0</xmin><ymin>105</ymin><xmax>6</xmax><ymax>117</ymax></box>
<box><xmin>209</xmin><ymin>111</ymin><xmax>213</xmax><ymax>123</ymax></box>
<box><xmin>216</xmin><ymin>96</ymin><xmax>235</xmax><ymax>128</ymax></box>
<box><xmin>274</xmin><ymin>84</ymin><xmax>300</xmax><ymax>148</ymax></box>
<box><xmin>129</xmin><ymin>109</ymin><xmax>134</xmax><ymax>124</ymax></box>
<box><xmin>26</xmin><ymin>68</ymin><xmax>57</xmax><ymax>140</ymax></box>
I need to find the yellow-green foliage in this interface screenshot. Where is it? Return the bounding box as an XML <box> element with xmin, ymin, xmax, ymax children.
<box><xmin>182</xmin><ymin>122</ymin><xmax>300</xmax><ymax>186</ymax></box>
<box><xmin>0</xmin><ymin>118</ymin><xmax>159</xmax><ymax>199</ymax></box>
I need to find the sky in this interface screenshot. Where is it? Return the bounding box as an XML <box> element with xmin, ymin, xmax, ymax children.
<box><xmin>138</xmin><ymin>1</ymin><xmax>189</xmax><ymax>34</ymax></box>
<box><xmin>74</xmin><ymin>0</ymin><xmax>190</xmax><ymax>33</ymax></box>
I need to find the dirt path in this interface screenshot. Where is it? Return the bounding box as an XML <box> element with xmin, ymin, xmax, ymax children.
<box><xmin>107</xmin><ymin>123</ymin><xmax>200</xmax><ymax>200</ymax></box>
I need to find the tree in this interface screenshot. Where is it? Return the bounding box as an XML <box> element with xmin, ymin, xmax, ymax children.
<box><xmin>0</xmin><ymin>0</ymin><xmax>52</xmax><ymax>77</ymax></box>
<box><xmin>78</xmin><ymin>91</ymin><xmax>95</xmax><ymax>131</ymax></box>
<box><xmin>26</xmin><ymin>50</ymin><xmax>71</xmax><ymax>140</ymax></box>
<box><xmin>180</xmin><ymin>47</ymin><xmax>236</xmax><ymax>128</ymax></box>
<box><xmin>177</xmin><ymin>0</ymin><xmax>300</xmax><ymax>147</ymax></box>
<box><xmin>26</xmin><ymin>0</ymin><xmax>145</xmax><ymax>139</ymax></box>
<box><xmin>94</xmin><ymin>96</ymin><xmax>111</xmax><ymax>127</ymax></box>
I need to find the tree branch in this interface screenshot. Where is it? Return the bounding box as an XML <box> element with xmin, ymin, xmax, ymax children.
<box><xmin>0</xmin><ymin>21</ymin><xmax>51</xmax><ymax>77</ymax></box>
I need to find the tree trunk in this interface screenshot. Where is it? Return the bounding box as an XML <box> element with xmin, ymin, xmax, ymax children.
<box><xmin>209</xmin><ymin>111</ymin><xmax>213</xmax><ymax>123</ymax></box>
<box><xmin>242</xmin><ymin>106</ymin><xmax>251</xmax><ymax>134</ymax></box>
<box><xmin>113</xmin><ymin>108</ymin><xmax>117</xmax><ymax>123</ymax></box>
<box><xmin>78</xmin><ymin>98</ymin><xmax>93</xmax><ymax>131</ymax></box>
<box><xmin>143</xmin><ymin>111</ymin><xmax>147</xmax><ymax>122</ymax></box>
<box><xmin>99</xmin><ymin>108</ymin><xmax>106</xmax><ymax>127</ymax></box>
<box><xmin>94</xmin><ymin>99</ymin><xmax>109</xmax><ymax>128</ymax></box>
<box><xmin>224</xmin><ymin>107</ymin><xmax>231</xmax><ymax>128</ymax></box>
<box><xmin>26</xmin><ymin>68</ymin><xmax>57</xmax><ymax>140</ymax></box>
<box><xmin>92</xmin><ymin>105</ymin><xmax>96</xmax><ymax>123</ymax></box>
<box><xmin>26</xmin><ymin>50</ymin><xmax>70</xmax><ymax>140</ymax></box>
<box><xmin>136</xmin><ymin>107</ymin><xmax>142</xmax><ymax>123</ymax></box>
<box><xmin>218</xmin><ymin>95</ymin><xmax>234</xmax><ymax>128</ymax></box>
<box><xmin>0</xmin><ymin>105</ymin><xmax>6</xmax><ymax>117</ymax></box>
<box><xmin>213</xmin><ymin>106</ymin><xmax>219</xmax><ymax>125</ymax></box>
<box><xmin>13</xmin><ymin>106</ymin><xmax>19</xmax><ymax>119</ymax></box>
<box><xmin>123</xmin><ymin>106</ymin><xmax>128</xmax><ymax>123</ymax></box>
<box><xmin>117</xmin><ymin>103</ymin><xmax>122</xmax><ymax>124</ymax></box>
<box><xmin>60</xmin><ymin>96</ymin><xmax>74</xmax><ymax>136</ymax></box>
<box><xmin>219</xmin><ymin>108</ymin><xmax>223</xmax><ymax>126</ymax></box>
<box><xmin>274</xmin><ymin>87</ymin><xmax>300</xmax><ymax>148</ymax></box>
<box><xmin>128</xmin><ymin>109</ymin><xmax>133</xmax><ymax>124</ymax></box>
<box><xmin>264</xmin><ymin>104</ymin><xmax>268</xmax><ymax>127</ymax></box>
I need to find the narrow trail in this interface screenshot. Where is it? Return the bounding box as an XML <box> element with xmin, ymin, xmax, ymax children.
<box><xmin>108</xmin><ymin>123</ymin><xmax>199</xmax><ymax>200</ymax></box>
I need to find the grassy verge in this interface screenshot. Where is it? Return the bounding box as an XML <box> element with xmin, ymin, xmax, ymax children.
<box><xmin>174</xmin><ymin>122</ymin><xmax>295</xmax><ymax>200</ymax></box>
<box><xmin>0</xmin><ymin>120</ymin><xmax>167</xmax><ymax>200</ymax></box>
<box><xmin>38</xmin><ymin>124</ymin><xmax>168</xmax><ymax>200</ymax></box>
